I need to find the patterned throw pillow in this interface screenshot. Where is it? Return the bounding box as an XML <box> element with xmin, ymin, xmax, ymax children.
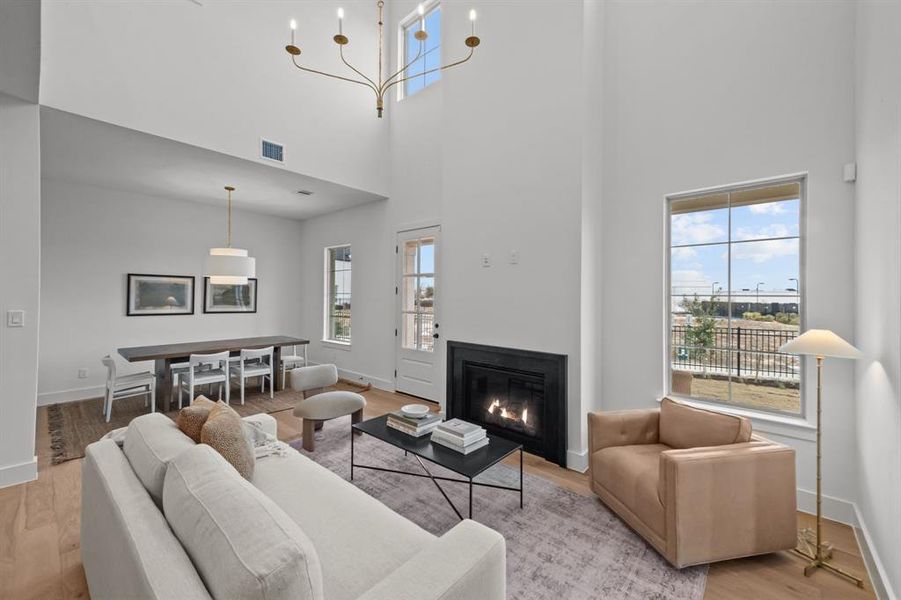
<box><xmin>200</xmin><ymin>401</ymin><xmax>255</xmax><ymax>479</ymax></box>
<box><xmin>176</xmin><ymin>396</ymin><xmax>217</xmax><ymax>443</ymax></box>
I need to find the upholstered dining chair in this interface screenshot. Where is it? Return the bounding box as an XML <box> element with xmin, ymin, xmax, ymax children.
<box><xmin>100</xmin><ymin>355</ymin><xmax>155</xmax><ymax>422</ymax></box>
<box><xmin>289</xmin><ymin>364</ymin><xmax>365</xmax><ymax>451</ymax></box>
<box><xmin>230</xmin><ymin>346</ymin><xmax>274</xmax><ymax>405</ymax></box>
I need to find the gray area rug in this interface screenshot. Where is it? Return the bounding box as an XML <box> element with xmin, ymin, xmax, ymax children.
<box><xmin>290</xmin><ymin>417</ymin><xmax>708</xmax><ymax>600</ymax></box>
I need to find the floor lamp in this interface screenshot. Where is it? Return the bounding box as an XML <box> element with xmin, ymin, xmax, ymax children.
<box><xmin>780</xmin><ymin>329</ymin><xmax>863</xmax><ymax>588</ymax></box>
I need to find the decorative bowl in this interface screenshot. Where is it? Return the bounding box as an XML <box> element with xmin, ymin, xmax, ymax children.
<box><xmin>401</xmin><ymin>404</ymin><xmax>430</xmax><ymax>419</ymax></box>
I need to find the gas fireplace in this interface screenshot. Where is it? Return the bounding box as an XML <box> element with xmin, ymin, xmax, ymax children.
<box><xmin>447</xmin><ymin>341</ymin><xmax>567</xmax><ymax>466</ymax></box>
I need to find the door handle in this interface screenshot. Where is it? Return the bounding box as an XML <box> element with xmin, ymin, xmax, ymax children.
<box><xmin>433</xmin><ymin>333</ymin><xmax>439</xmax><ymax>339</ymax></box>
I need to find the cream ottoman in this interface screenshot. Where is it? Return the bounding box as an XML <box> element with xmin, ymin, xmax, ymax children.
<box><xmin>290</xmin><ymin>364</ymin><xmax>365</xmax><ymax>451</ymax></box>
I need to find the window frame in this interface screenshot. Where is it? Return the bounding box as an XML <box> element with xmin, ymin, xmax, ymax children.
<box><xmin>323</xmin><ymin>244</ymin><xmax>352</xmax><ymax>347</ymax></box>
<box><xmin>396</xmin><ymin>0</ymin><xmax>441</xmax><ymax>101</ymax></box>
<box><xmin>664</xmin><ymin>173</ymin><xmax>808</xmax><ymax>420</ymax></box>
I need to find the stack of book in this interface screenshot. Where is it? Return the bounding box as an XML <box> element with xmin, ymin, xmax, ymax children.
<box><xmin>387</xmin><ymin>410</ymin><xmax>443</xmax><ymax>437</ymax></box>
<box><xmin>431</xmin><ymin>419</ymin><xmax>489</xmax><ymax>454</ymax></box>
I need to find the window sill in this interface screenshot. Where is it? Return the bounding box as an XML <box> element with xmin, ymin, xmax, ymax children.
<box><xmin>658</xmin><ymin>395</ymin><xmax>816</xmax><ymax>442</ymax></box>
<box><xmin>321</xmin><ymin>339</ymin><xmax>352</xmax><ymax>351</ymax></box>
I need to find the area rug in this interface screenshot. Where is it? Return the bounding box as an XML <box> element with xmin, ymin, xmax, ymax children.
<box><xmin>46</xmin><ymin>388</ymin><xmax>301</xmax><ymax>465</ymax></box>
<box><xmin>290</xmin><ymin>418</ymin><xmax>708</xmax><ymax>600</ymax></box>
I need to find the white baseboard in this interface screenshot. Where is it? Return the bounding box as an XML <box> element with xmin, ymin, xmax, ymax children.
<box><xmin>566</xmin><ymin>448</ymin><xmax>588</xmax><ymax>473</ymax></box>
<box><xmin>38</xmin><ymin>385</ymin><xmax>104</xmax><ymax>406</ymax></box>
<box><xmin>854</xmin><ymin>504</ymin><xmax>897</xmax><ymax>600</ymax></box>
<box><xmin>0</xmin><ymin>456</ymin><xmax>37</xmax><ymax>489</ymax></box>
<box><xmin>796</xmin><ymin>487</ymin><xmax>857</xmax><ymax>525</ymax></box>
<box><xmin>304</xmin><ymin>360</ymin><xmax>395</xmax><ymax>393</ymax></box>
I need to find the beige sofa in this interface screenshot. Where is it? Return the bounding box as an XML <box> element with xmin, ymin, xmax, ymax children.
<box><xmin>81</xmin><ymin>412</ymin><xmax>506</xmax><ymax>600</ymax></box>
<box><xmin>588</xmin><ymin>397</ymin><xmax>797</xmax><ymax>568</ymax></box>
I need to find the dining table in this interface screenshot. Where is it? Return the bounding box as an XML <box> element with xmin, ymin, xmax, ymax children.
<box><xmin>118</xmin><ymin>335</ymin><xmax>309</xmax><ymax>412</ymax></box>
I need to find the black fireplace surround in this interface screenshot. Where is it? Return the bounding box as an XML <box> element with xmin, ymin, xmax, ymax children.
<box><xmin>446</xmin><ymin>341</ymin><xmax>567</xmax><ymax>467</ymax></box>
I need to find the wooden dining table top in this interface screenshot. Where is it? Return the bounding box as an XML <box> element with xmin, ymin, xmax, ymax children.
<box><xmin>118</xmin><ymin>335</ymin><xmax>309</xmax><ymax>362</ymax></box>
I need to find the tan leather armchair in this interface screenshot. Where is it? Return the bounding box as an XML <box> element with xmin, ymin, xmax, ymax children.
<box><xmin>587</xmin><ymin>397</ymin><xmax>797</xmax><ymax>568</ymax></box>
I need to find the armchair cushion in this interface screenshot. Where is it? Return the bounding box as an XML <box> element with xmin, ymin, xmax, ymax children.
<box><xmin>587</xmin><ymin>409</ymin><xmax>659</xmax><ymax>454</ymax></box>
<box><xmin>591</xmin><ymin>444</ymin><xmax>667</xmax><ymax>537</ymax></box>
<box><xmin>659</xmin><ymin>397</ymin><xmax>751</xmax><ymax>449</ymax></box>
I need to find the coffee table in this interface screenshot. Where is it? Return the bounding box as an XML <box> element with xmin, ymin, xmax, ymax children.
<box><xmin>351</xmin><ymin>415</ymin><xmax>523</xmax><ymax>520</ymax></box>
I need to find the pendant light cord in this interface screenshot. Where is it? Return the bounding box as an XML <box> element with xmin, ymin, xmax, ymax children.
<box><xmin>225</xmin><ymin>185</ymin><xmax>235</xmax><ymax>248</ymax></box>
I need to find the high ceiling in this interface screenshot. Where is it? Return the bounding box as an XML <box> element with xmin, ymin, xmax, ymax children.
<box><xmin>40</xmin><ymin>107</ymin><xmax>386</xmax><ymax>220</ymax></box>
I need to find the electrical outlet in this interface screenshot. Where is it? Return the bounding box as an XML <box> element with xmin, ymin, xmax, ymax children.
<box><xmin>78</xmin><ymin>368</ymin><xmax>88</xmax><ymax>379</ymax></box>
<box><xmin>509</xmin><ymin>250</ymin><xmax>520</xmax><ymax>265</ymax></box>
<box><xmin>481</xmin><ymin>253</ymin><xmax>491</xmax><ymax>267</ymax></box>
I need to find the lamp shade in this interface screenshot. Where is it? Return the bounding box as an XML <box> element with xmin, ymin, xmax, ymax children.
<box><xmin>206</xmin><ymin>247</ymin><xmax>256</xmax><ymax>285</ymax></box>
<box><xmin>779</xmin><ymin>329</ymin><xmax>862</xmax><ymax>359</ymax></box>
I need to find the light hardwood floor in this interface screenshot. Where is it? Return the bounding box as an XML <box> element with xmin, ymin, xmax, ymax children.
<box><xmin>0</xmin><ymin>386</ymin><xmax>875</xmax><ymax>600</ymax></box>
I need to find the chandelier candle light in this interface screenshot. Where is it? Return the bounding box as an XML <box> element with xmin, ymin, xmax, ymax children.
<box><xmin>206</xmin><ymin>186</ymin><xmax>256</xmax><ymax>286</ymax></box>
<box><xmin>285</xmin><ymin>1</ymin><xmax>480</xmax><ymax>118</ymax></box>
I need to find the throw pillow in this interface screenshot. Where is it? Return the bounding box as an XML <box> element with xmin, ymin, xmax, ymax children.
<box><xmin>176</xmin><ymin>395</ymin><xmax>217</xmax><ymax>443</ymax></box>
<box><xmin>201</xmin><ymin>401</ymin><xmax>255</xmax><ymax>479</ymax></box>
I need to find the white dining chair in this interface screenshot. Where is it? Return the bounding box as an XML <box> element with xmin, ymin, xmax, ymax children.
<box><xmin>230</xmin><ymin>346</ymin><xmax>274</xmax><ymax>405</ymax></box>
<box><xmin>170</xmin><ymin>360</ymin><xmax>191</xmax><ymax>408</ymax></box>
<box><xmin>280</xmin><ymin>344</ymin><xmax>308</xmax><ymax>388</ymax></box>
<box><xmin>101</xmin><ymin>355</ymin><xmax>156</xmax><ymax>423</ymax></box>
<box><xmin>178</xmin><ymin>351</ymin><xmax>230</xmax><ymax>406</ymax></box>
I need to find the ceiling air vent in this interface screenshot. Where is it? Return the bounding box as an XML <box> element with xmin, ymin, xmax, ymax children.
<box><xmin>260</xmin><ymin>138</ymin><xmax>284</xmax><ymax>163</ymax></box>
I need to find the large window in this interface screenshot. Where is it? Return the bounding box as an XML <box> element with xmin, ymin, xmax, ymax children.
<box><xmin>325</xmin><ymin>245</ymin><xmax>352</xmax><ymax>344</ymax></box>
<box><xmin>668</xmin><ymin>178</ymin><xmax>803</xmax><ymax>415</ymax></box>
<box><xmin>399</xmin><ymin>2</ymin><xmax>440</xmax><ymax>99</ymax></box>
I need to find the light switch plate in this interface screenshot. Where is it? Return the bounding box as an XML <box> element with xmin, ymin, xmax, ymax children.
<box><xmin>509</xmin><ymin>250</ymin><xmax>520</xmax><ymax>265</ymax></box>
<box><xmin>481</xmin><ymin>253</ymin><xmax>491</xmax><ymax>267</ymax></box>
<box><xmin>7</xmin><ymin>310</ymin><xmax>25</xmax><ymax>327</ymax></box>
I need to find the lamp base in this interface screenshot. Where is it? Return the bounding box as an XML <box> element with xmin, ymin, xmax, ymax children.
<box><xmin>792</xmin><ymin>529</ymin><xmax>864</xmax><ymax>588</ymax></box>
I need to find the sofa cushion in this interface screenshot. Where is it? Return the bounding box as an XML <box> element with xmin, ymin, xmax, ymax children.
<box><xmin>201</xmin><ymin>401</ymin><xmax>255</xmax><ymax>479</ymax></box>
<box><xmin>176</xmin><ymin>395</ymin><xmax>218</xmax><ymax>442</ymax></box>
<box><xmin>164</xmin><ymin>445</ymin><xmax>324</xmax><ymax>600</ymax></box>
<box><xmin>659</xmin><ymin>397</ymin><xmax>751</xmax><ymax>449</ymax></box>
<box><xmin>253</xmin><ymin>449</ymin><xmax>433</xmax><ymax>600</ymax></box>
<box><xmin>591</xmin><ymin>444</ymin><xmax>667</xmax><ymax>537</ymax></box>
<box><xmin>123</xmin><ymin>412</ymin><xmax>195</xmax><ymax>507</ymax></box>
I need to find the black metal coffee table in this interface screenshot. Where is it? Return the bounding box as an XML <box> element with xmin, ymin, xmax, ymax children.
<box><xmin>351</xmin><ymin>415</ymin><xmax>523</xmax><ymax>520</ymax></box>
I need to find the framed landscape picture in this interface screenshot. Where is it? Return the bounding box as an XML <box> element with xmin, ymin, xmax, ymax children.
<box><xmin>127</xmin><ymin>274</ymin><xmax>195</xmax><ymax>316</ymax></box>
<box><xmin>203</xmin><ymin>277</ymin><xmax>258</xmax><ymax>313</ymax></box>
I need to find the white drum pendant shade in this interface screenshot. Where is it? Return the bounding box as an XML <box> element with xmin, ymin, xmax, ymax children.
<box><xmin>206</xmin><ymin>248</ymin><xmax>255</xmax><ymax>285</ymax></box>
<box><xmin>207</xmin><ymin>186</ymin><xmax>256</xmax><ymax>285</ymax></box>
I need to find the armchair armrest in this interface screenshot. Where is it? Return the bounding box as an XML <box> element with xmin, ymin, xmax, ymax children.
<box><xmin>659</xmin><ymin>440</ymin><xmax>797</xmax><ymax>567</ymax></box>
<box><xmin>588</xmin><ymin>409</ymin><xmax>660</xmax><ymax>454</ymax></box>
<box><xmin>356</xmin><ymin>520</ymin><xmax>505</xmax><ymax>600</ymax></box>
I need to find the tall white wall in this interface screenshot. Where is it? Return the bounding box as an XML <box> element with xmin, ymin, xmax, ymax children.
<box><xmin>0</xmin><ymin>0</ymin><xmax>41</xmax><ymax>489</ymax></box>
<box><xmin>38</xmin><ymin>179</ymin><xmax>305</xmax><ymax>403</ymax></box>
<box><xmin>299</xmin><ymin>0</ymin><xmax>587</xmax><ymax>468</ymax></box>
<box><xmin>854</xmin><ymin>2</ymin><xmax>901</xmax><ymax>596</ymax></box>
<box><xmin>40</xmin><ymin>1</ymin><xmax>388</xmax><ymax>195</ymax></box>
<box><xmin>597</xmin><ymin>0</ymin><xmax>858</xmax><ymax>514</ymax></box>
<box><xmin>0</xmin><ymin>94</ymin><xmax>41</xmax><ymax>487</ymax></box>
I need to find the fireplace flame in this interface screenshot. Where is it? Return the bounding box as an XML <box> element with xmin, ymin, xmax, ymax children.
<box><xmin>486</xmin><ymin>398</ymin><xmax>529</xmax><ymax>425</ymax></box>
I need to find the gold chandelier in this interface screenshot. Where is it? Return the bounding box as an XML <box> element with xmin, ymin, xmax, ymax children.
<box><xmin>285</xmin><ymin>1</ymin><xmax>480</xmax><ymax>118</ymax></box>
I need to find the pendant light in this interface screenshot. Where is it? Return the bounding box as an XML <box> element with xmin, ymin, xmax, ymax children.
<box><xmin>206</xmin><ymin>185</ymin><xmax>255</xmax><ymax>285</ymax></box>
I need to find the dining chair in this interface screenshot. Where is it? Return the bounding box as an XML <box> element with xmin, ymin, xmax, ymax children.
<box><xmin>170</xmin><ymin>360</ymin><xmax>191</xmax><ymax>408</ymax></box>
<box><xmin>100</xmin><ymin>355</ymin><xmax>156</xmax><ymax>423</ymax></box>
<box><xmin>230</xmin><ymin>346</ymin><xmax>274</xmax><ymax>405</ymax></box>
<box><xmin>178</xmin><ymin>351</ymin><xmax>230</xmax><ymax>407</ymax></box>
<box><xmin>280</xmin><ymin>344</ymin><xmax>308</xmax><ymax>388</ymax></box>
